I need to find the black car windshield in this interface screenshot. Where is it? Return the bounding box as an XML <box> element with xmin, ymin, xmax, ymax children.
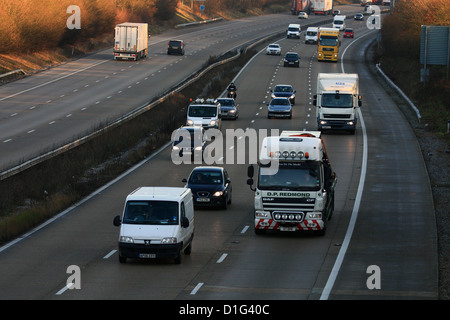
<box><xmin>321</xmin><ymin>93</ymin><xmax>353</xmax><ymax>108</ymax></box>
<box><xmin>285</xmin><ymin>53</ymin><xmax>298</xmax><ymax>59</ymax></box>
<box><xmin>217</xmin><ymin>99</ymin><xmax>234</xmax><ymax>106</ymax></box>
<box><xmin>189</xmin><ymin>171</ymin><xmax>223</xmax><ymax>185</ymax></box>
<box><xmin>123</xmin><ymin>201</ymin><xmax>179</xmax><ymax>225</ymax></box>
<box><xmin>271</xmin><ymin>98</ymin><xmax>290</xmax><ymax>106</ymax></box>
<box><xmin>169</xmin><ymin>41</ymin><xmax>181</xmax><ymax>47</ymax></box>
<box><xmin>258</xmin><ymin>162</ymin><xmax>320</xmax><ymax>191</ymax></box>
<box><xmin>319</xmin><ymin>36</ymin><xmax>338</xmax><ymax>46</ymax></box>
<box><xmin>274</xmin><ymin>86</ymin><xmax>293</xmax><ymax>93</ymax></box>
<box><xmin>188</xmin><ymin>105</ymin><xmax>217</xmax><ymax>117</ymax></box>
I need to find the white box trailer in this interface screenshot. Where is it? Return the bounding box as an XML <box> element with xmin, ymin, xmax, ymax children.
<box><xmin>312</xmin><ymin>0</ymin><xmax>333</xmax><ymax>15</ymax></box>
<box><xmin>114</xmin><ymin>22</ymin><xmax>149</xmax><ymax>61</ymax></box>
<box><xmin>314</xmin><ymin>73</ymin><xmax>362</xmax><ymax>134</ymax></box>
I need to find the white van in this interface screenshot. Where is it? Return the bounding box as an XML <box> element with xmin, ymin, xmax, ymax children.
<box><xmin>186</xmin><ymin>98</ymin><xmax>221</xmax><ymax>130</ymax></box>
<box><xmin>333</xmin><ymin>15</ymin><xmax>346</xmax><ymax>30</ymax></box>
<box><xmin>287</xmin><ymin>24</ymin><xmax>301</xmax><ymax>39</ymax></box>
<box><xmin>113</xmin><ymin>187</ymin><xmax>194</xmax><ymax>264</ymax></box>
<box><xmin>305</xmin><ymin>27</ymin><xmax>318</xmax><ymax>44</ymax></box>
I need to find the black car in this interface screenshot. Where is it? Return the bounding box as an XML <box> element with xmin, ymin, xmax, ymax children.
<box><xmin>283</xmin><ymin>52</ymin><xmax>299</xmax><ymax>67</ymax></box>
<box><xmin>354</xmin><ymin>13</ymin><xmax>364</xmax><ymax>21</ymax></box>
<box><xmin>167</xmin><ymin>39</ymin><xmax>185</xmax><ymax>55</ymax></box>
<box><xmin>271</xmin><ymin>84</ymin><xmax>296</xmax><ymax>105</ymax></box>
<box><xmin>183</xmin><ymin>166</ymin><xmax>232</xmax><ymax>209</ymax></box>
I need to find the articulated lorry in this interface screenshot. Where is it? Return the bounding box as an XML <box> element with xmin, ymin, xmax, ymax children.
<box><xmin>291</xmin><ymin>0</ymin><xmax>312</xmax><ymax>15</ymax></box>
<box><xmin>314</xmin><ymin>73</ymin><xmax>362</xmax><ymax>134</ymax></box>
<box><xmin>114</xmin><ymin>22</ymin><xmax>148</xmax><ymax>61</ymax></box>
<box><xmin>312</xmin><ymin>0</ymin><xmax>333</xmax><ymax>15</ymax></box>
<box><xmin>247</xmin><ymin>131</ymin><xmax>336</xmax><ymax>235</ymax></box>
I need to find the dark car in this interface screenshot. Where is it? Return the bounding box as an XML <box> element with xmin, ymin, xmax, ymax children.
<box><xmin>216</xmin><ymin>98</ymin><xmax>239</xmax><ymax>120</ymax></box>
<box><xmin>283</xmin><ymin>52</ymin><xmax>299</xmax><ymax>67</ymax></box>
<box><xmin>183</xmin><ymin>166</ymin><xmax>232</xmax><ymax>209</ymax></box>
<box><xmin>271</xmin><ymin>84</ymin><xmax>296</xmax><ymax>105</ymax></box>
<box><xmin>267</xmin><ymin>97</ymin><xmax>292</xmax><ymax>119</ymax></box>
<box><xmin>354</xmin><ymin>13</ymin><xmax>364</xmax><ymax>21</ymax></box>
<box><xmin>343</xmin><ymin>28</ymin><xmax>354</xmax><ymax>38</ymax></box>
<box><xmin>167</xmin><ymin>39</ymin><xmax>185</xmax><ymax>55</ymax></box>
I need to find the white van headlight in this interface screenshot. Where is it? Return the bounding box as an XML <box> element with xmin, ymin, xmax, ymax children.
<box><xmin>119</xmin><ymin>236</ymin><xmax>134</xmax><ymax>243</ymax></box>
<box><xmin>162</xmin><ymin>237</ymin><xmax>177</xmax><ymax>244</ymax></box>
<box><xmin>186</xmin><ymin>120</ymin><xmax>194</xmax><ymax>125</ymax></box>
<box><xmin>209</xmin><ymin>120</ymin><xmax>217</xmax><ymax>126</ymax></box>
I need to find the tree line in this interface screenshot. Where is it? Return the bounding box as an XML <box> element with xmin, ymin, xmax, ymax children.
<box><xmin>0</xmin><ymin>0</ymin><xmax>287</xmax><ymax>54</ymax></box>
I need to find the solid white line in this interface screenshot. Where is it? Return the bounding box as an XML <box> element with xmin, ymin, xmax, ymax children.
<box><xmin>190</xmin><ymin>282</ymin><xmax>204</xmax><ymax>295</ymax></box>
<box><xmin>216</xmin><ymin>253</ymin><xmax>228</xmax><ymax>263</ymax></box>
<box><xmin>241</xmin><ymin>225</ymin><xmax>249</xmax><ymax>234</ymax></box>
<box><xmin>320</xmin><ymin>30</ymin><xmax>373</xmax><ymax>301</ymax></box>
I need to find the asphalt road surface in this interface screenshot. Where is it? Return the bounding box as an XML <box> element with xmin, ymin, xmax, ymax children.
<box><xmin>0</xmin><ymin>6</ymin><xmax>437</xmax><ymax>301</ymax></box>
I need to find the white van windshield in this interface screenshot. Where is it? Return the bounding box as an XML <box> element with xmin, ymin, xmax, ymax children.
<box><xmin>123</xmin><ymin>201</ymin><xmax>179</xmax><ymax>225</ymax></box>
<box><xmin>188</xmin><ymin>105</ymin><xmax>217</xmax><ymax>117</ymax></box>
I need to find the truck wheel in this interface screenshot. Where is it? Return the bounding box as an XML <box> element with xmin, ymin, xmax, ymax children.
<box><xmin>184</xmin><ymin>242</ymin><xmax>192</xmax><ymax>255</ymax></box>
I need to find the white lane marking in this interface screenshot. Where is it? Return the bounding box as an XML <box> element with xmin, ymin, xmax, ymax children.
<box><xmin>190</xmin><ymin>282</ymin><xmax>204</xmax><ymax>295</ymax></box>
<box><xmin>0</xmin><ymin>59</ymin><xmax>110</xmax><ymax>102</ymax></box>
<box><xmin>216</xmin><ymin>253</ymin><xmax>228</xmax><ymax>264</ymax></box>
<box><xmin>56</xmin><ymin>282</ymin><xmax>74</xmax><ymax>295</ymax></box>
<box><xmin>320</xmin><ymin>30</ymin><xmax>373</xmax><ymax>301</ymax></box>
<box><xmin>241</xmin><ymin>225</ymin><xmax>249</xmax><ymax>234</ymax></box>
<box><xmin>103</xmin><ymin>250</ymin><xmax>117</xmax><ymax>259</ymax></box>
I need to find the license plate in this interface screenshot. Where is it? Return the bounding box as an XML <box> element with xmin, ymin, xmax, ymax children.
<box><xmin>322</xmin><ymin>126</ymin><xmax>331</xmax><ymax>129</ymax></box>
<box><xmin>139</xmin><ymin>253</ymin><xmax>156</xmax><ymax>258</ymax></box>
<box><xmin>197</xmin><ymin>198</ymin><xmax>210</xmax><ymax>202</ymax></box>
<box><xmin>280</xmin><ymin>227</ymin><xmax>296</xmax><ymax>232</ymax></box>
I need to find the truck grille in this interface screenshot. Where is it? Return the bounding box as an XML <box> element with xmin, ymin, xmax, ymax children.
<box><xmin>323</xmin><ymin>114</ymin><xmax>351</xmax><ymax>119</ymax></box>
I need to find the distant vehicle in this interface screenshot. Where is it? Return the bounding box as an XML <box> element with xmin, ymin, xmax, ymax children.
<box><xmin>333</xmin><ymin>10</ymin><xmax>340</xmax><ymax>16</ymax></box>
<box><xmin>298</xmin><ymin>12</ymin><xmax>308</xmax><ymax>19</ymax></box>
<box><xmin>343</xmin><ymin>28</ymin><xmax>354</xmax><ymax>38</ymax></box>
<box><xmin>333</xmin><ymin>15</ymin><xmax>346</xmax><ymax>31</ymax></box>
<box><xmin>183</xmin><ymin>166</ymin><xmax>232</xmax><ymax>209</ymax></box>
<box><xmin>186</xmin><ymin>98</ymin><xmax>221</xmax><ymax>130</ymax></box>
<box><xmin>216</xmin><ymin>98</ymin><xmax>239</xmax><ymax>120</ymax></box>
<box><xmin>354</xmin><ymin>13</ymin><xmax>364</xmax><ymax>20</ymax></box>
<box><xmin>271</xmin><ymin>84</ymin><xmax>296</xmax><ymax>105</ymax></box>
<box><xmin>267</xmin><ymin>97</ymin><xmax>292</xmax><ymax>119</ymax></box>
<box><xmin>266</xmin><ymin>43</ymin><xmax>281</xmax><ymax>55</ymax></box>
<box><xmin>305</xmin><ymin>27</ymin><xmax>318</xmax><ymax>44</ymax></box>
<box><xmin>287</xmin><ymin>24</ymin><xmax>301</xmax><ymax>39</ymax></box>
<box><xmin>364</xmin><ymin>5</ymin><xmax>375</xmax><ymax>14</ymax></box>
<box><xmin>291</xmin><ymin>0</ymin><xmax>312</xmax><ymax>15</ymax></box>
<box><xmin>114</xmin><ymin>22</ymin><xmax>148</xmax><ymax>61</ymax></box>
<box><xmin>382</xmin><ymin>0</ymin><xmax>391</xmax><ymax>5</ymax></box>
<box><xmin>312</xmin><ymin>0</ymin><xmax>333</xmax><ymax>15</ymax></box>
<box><xmin>283</xmin><ymin>52</ymin><xmax>300</xmax><ymax>67</ymax></box>
<box><xmin>171</xmin><ymin>126</ymin><xmax>205</xmax><ymax>160</ymax></box>
<box><xmin>167</xmin><ymin>39</ymin><xmax>184</xmax><ymax>55</ymax></box>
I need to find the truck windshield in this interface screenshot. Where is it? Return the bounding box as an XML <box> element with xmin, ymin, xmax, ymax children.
<box><xmin>123</xmin><ymin>201</ymin><xmax>179</xmax><ymax>225</ymax></box>
<box><xmin>258</xmin><ymin>162</ymin><xmax>320</xmax><ymax>191</ymax></box>
<box><xmin>188</xmin><ymin>105</ymin><xmax>217</xmax><ymax>117</ymax></box>
<box><xmin>321</xmin><ymin>93</ymin><xmax>353</xmax><ymax>108</ymax></box>
<box><xmin>319</xmin><ymin>36</ymin><xmax>338</xmax><ymax>46</ymax></box>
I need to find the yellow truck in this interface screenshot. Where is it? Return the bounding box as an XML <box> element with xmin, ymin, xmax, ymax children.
<box><xmin>317</xmin><ymin>27</ymin><xmax>340</xmax><ymax>62</ymax></box>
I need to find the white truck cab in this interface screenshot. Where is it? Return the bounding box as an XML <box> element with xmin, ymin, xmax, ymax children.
<box><xmin>186</xmin><ymin>98</ymin><xmax>221</xmax><ymax>130</ymax></box>
<box><xmin>113</xmin><ymin>187</ymin><xmax>194</xmax><ymax>264</ymax></box>
<box><xmin>247</xmin><ymin>131</ymin><xmax>337</xmax><ymax>235</ymax></box>
<box><xmin>287</xmin><ymin>24</ymin><xmax>301</xmax><ymax>39</ymax></box>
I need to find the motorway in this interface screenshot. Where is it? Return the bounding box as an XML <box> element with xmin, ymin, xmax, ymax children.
<box><xmin>0</xmin><ymin>6</ymin><xmax>438</xmax><ymax>300</ymax></box>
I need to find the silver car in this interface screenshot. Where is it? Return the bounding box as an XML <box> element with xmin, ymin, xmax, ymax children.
<box><xmin>216</xmin><ymin>98</ymin><xmax>239</xmax><ymax>120</ymax></box>
<box><xmin>266</xmin><ymin>43</ymin><xmax>281</xmax><ymax>55</ymax></box>
<box><xmin>267</xmin><ymin>97</ymin><xmax>292</xmax><ymax>119</ymax></box>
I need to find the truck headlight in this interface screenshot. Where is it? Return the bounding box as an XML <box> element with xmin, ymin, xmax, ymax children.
<box><xmin>308</xmin><ymin>213</ymin><xmax>322</xmax><ymax>219</ymax></box>
<box><xmin>255</xmin><ymin>211</ymin><xmax>269</xmax><ymax>218</ymax></box>
<box><xmin>119</xmin><ymin>236</ymin><xmax>134</xmax><ymax>243</ymax></box>
<box><xmin>162</xmin><ymin>237</ymin><xmax>177</xmax><ymax>244</ymax></box>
